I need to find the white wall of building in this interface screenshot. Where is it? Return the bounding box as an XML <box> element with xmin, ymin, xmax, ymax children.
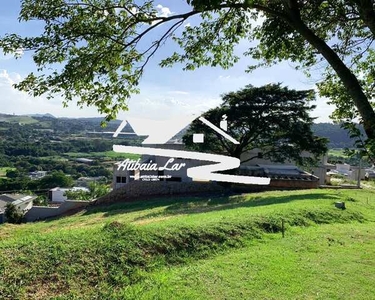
<box><xmin>49</xmin><ymin>187</ymin><xmax>89</xmax><ymax>203</ymax></box>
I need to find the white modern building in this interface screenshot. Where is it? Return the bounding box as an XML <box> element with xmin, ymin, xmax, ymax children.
<box><xmin>0</xmin><ymin>194</ymin><xmax>36</xmax><ymax>223</ymax></box>
<box><xmin>113</xmin><ymin>143</ymin><xmax>209</xmax><ymax>189</ymax></box>
<box><xmin>29</xmin><ymin>171</ymin><xmax>47</xmax><ymax>180</ymax></box>
<box><xmin>48</xmin><ymin>187</ymin><xmax>90</xmax><ymax>203</ymax></box>
<box><xmin>111</xmin><ymin>118</ymin><xmax>320</xmax><ymax>189</ymax></box>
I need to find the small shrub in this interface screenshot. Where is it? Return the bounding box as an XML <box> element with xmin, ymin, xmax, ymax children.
<box><xmin>33</xmin><ymin>195</ymin><xmax>48</xmax><ymax>206</ymax></box>
<box><xmin>345</xmin><ymin>196</ymin><xmax>357</xmax><ymax>202</ymax></box>
<box><xmin>4</xmin><ymin>203</ymin><xmax>24</xmax><ymax>224</ymax></box>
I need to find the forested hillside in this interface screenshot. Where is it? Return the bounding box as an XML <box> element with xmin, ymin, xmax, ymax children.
<box><xmin>0</xmin><ymin>113</ymin><xmax>365</xmax><ymax>193</ymax></box>
<box><xmin>0</xmin><ymin>114</ymin><xmax>141</xmax><ymax>193</ymax></box>
<box><xmin>312</xmin><ymin>123</ymin><xmax>362</xmax><ymax>148</ymax></box>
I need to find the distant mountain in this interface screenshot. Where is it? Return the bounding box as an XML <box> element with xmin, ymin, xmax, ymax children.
<box><xmin>0</xmin><ymin>112</ymin><xmax>364</xmax><ymax>148</ymax></box>
<box><xmin>59</xmin><ymin>116</ymin><xmax>122</xmax><ymax>125</ymax></box>
<box><xmin>168</xmin><ymin>122</ymin><xmax>359</xmax><ymax>148</ymax></box>
<box><xmin>26</xmin><ymin>113</ymin><xmax>56</xmax><ymax>119</ymax></box>
<box><xmin>312</xmin><ymin>123</ymin><xmax>365</xmax><ymax>148</ymax></box>
<box><xmin>0</xmin><ymin>113</ymin><xmax>38</xmax><ymax>124</ymax></box>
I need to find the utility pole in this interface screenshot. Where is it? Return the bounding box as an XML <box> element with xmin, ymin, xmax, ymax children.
<box><xmin>357</xmin><ymin>158</ymin><xmax>361</xmax><ymax>188</ymax></box>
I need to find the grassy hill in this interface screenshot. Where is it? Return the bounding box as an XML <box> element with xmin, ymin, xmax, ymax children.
<box><xmin>63</xmin><ymin>150</ymin><xmax>140</xmax><ymax>160</ymax></box>
<box><xmin>1</xmin><ymin>189</ymin><xmax>375</xmax><ymax>299</ymax></box>
<box><xmin>0</xmin><ymin>167</ymin><xmax>15</xmax><ymax>177</ymax></box>
<box><xmin>0</xmin><ymin>114</ymin><xmax>38</xmax><ymax>124</ymax></box>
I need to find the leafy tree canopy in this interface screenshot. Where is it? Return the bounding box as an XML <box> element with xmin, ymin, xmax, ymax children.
<box><xmin>5</xmin><ymin>203</ymin><xmax>24</xmax><ymax>224</ymax></box>
<box><xmin>64</xmin><ymin>182</ymin><xmax>110</xmax><ymax>200</ymax></box>
<box><xmin>1</xmin><ymin>0</ymin><xmax>375</xmax><ymax>141</ymax></box>
<box><xmin>39</xmin><ymin>170</ymin><xmax>74</xmax><ymax>188</ymax></box>
<box><xmin>6</xmin><ymin>169</ymin><xmax>20</xmax><ymax>179</ymax></box>
<box><xmin>183</xmin><ymin>84</ymin><xmax>328</xmax><ymax>165</ymax></box>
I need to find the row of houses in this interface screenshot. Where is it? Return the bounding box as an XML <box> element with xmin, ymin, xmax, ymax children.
<box><xmin>111</xmin><ymin>116</ymin><xmax>373</xmax><ymax>190</ymax></box>
<box><xmin>0</xmin><ymin>186</ymin><xmax>91</xmax><ymax>224</ymax></box>
<box><xmin>112</xmin><ymin>140</ymin><xmax>321</xmax><ymax>190</ymax></box>
<box><xmin>0</xmin><ymin>116</ymin><xmax>370</xmax><ymax>223</ymax></box>
<box><xmin>0</xmin><ymin>158</ymin><xmax>368</xmax><ymax>224</ymax></box>
<box><xmin>110</xmin><ymin>117</ymin><xmax>318</xmax><ymax>188</ymax></box>
<box><xmin>0</xmin><ymin>171</ymin><xmax>107</xmax><ymax>223</ymax></box>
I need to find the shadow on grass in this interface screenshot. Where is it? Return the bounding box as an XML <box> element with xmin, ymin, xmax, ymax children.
<box><xmin>82</xmin><ymin>195</ymin><xmax>216</xmax><ymax>216</ymax></box>
<box><xmin>82</xmin><ymin>191</ymin><xmax>341</xmax><ymax>221</ymax></box>
<box><xmin>132</xmin><ymin>193</ymin><xmax>342</xmax><ymax>221</ymax></box>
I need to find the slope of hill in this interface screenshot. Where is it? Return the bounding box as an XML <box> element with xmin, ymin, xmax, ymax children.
<box><xmin>0</xmin><ymin>114</ymin><xmax>38</xmax><ymax>124</ymax></box>
<box><xmin>311</xmin><ymin>123</ymin><xmax>365</xmax><ymax>148</ymax></box>
<box><xmin>1</xmin><ymin>189</ymin><xmax>375</xmax><ymax>299</ymax></box>
<box><xmin>26</xmin><ymin>113</ymin><xmax>56</xmax><ymax>119</ymax></box>
<box><xmin>171</xmin><ymin>122</ymin><xmax>359</xmax><ymax>149</ymax></box>
<box><xmin>0</xmin><ymin>112</ymin><xmax>362</xmax><ymax>148</ymax></box>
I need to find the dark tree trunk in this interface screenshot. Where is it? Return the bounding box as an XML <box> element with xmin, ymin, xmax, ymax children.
<box><xmin>285</xmin><ymin>11</ymin><xmax>375</xmax><ymax>140</ymax></box>
<box><xmin>352</xmin><ymin>0</ymin><xmax>375</xmax><ymax>36</ymax></box>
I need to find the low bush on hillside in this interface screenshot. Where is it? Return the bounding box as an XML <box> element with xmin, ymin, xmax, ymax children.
<box><xmin>4</xmin><ymin>203</ymin><xmax>24</xmax><ymax>224</ymax></box>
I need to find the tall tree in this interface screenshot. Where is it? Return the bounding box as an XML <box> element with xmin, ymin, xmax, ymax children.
<box><xmin>183</xmin><ymin>84</ymin><xmax>327</xmax><ymax>165</ymax></box>
<box><xmin>4</xmin><ymin>203</ymin><xmax>24</xmax><ymax>224</ymax></box>
<box><xmin>39</xmin><ymin>171</ymin><xmax>74</xmax><ymax>188</ymax></box>
<box><xmin>1</xmin><ymin>0</ymin><xmax>374</xmax><ymax>137</ymax></box>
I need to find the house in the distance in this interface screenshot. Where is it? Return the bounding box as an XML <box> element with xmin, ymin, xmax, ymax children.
<box><xmin>48</xmin><ymin>187</ymin><xmax>90</xmax><ymax>203</ymax></box>
<box><xmin>29</xmin><ymin>170</ymin><xmax>47</xmax><ymax>180</ymax></box>
<box><xmin>113</xmin><ymin>143</ymin><xmax>206</xmax><ymax>189</ymax></box>
<box><xmin>311</xmin><ymin>157</ymin><xmax>366</xmax><ymax>185</ymax></box>
<box><xmin>76</xmin><ymin>158</ymin><xmax>94</xmax><ymax>164</ymax></box>
<box><xmin>112</xmin><ymin>117</ymin><xmax>319</xmax><ymax>189</ymax></box>
<box><xmin>0</xmin><ymin>194</ymin><xmax>36</xmax><ymax>224</ymax></box>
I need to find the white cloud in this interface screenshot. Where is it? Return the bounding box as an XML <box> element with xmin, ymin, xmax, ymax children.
<box><xmin>0</xmin><ymin>69</ymin><xmax>99</xmax><ymax>118</ymax></box>
<box><xmin>167</xmin><ymin>90</ymin><xmax>190</xmax><ymax>95</ymax></box>
<box><xmin>120</xmin><ymin>90</ymin><xmax>220</xmax><ymax>121</ymax></box>
<box><xmin>0</xmin><ymin>49</ymin><xmax>23</xmax><ymax>60</ymax></box>
<box><xmin>156</xmin><ymin>4</ymin><xmax>172</xmax><ymax>18</ymax></box>
<box><xmin>0</xmin><ymin>65</ymin><xmax>334</xmax><ymax>123</ymax></box>
<box><xmin>311</xmin><ymin>96</ymin><xmax>335</xmax><ymax>123</ymax></box>
<box><xmin>0</xmin><ymin>69</ymin><xmax>219</xmax><ymax>120</ymax></box>
<box><xmin>150</xmin><ymin>4</ymin><xmax>173</xmax><ymax>25</ymax></box>
<box><xmin>0</xmin><ymin>69</ymin><xmax>21</xmax><ymax>86</ymax></box>
<box><xmin>218</xmin><ymin>75</ymin><xmax>231</xmax><ymax>80</ymax></box>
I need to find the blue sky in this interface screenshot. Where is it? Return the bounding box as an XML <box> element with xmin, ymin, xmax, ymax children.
<box><xmin>0</xmin><ymin>1</ymin><xmax>333</xmax><ymax>122</ymax></box>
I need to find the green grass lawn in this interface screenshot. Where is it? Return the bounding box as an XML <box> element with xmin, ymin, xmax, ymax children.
<box><xmin>1</xmin><ymin>189</ymin><xmax>375</xmax><ymax>299</ymax></box>
<box><xmin>0</xmin><ymin>115</ymin><xmax>38</xmax><ymax>124</ymax></box>
<box><xmin>38</xmin><ymin>156</ymin><xmax>69</xmax><ymax>162</ymax></box>
<box><xmin>328</xmin><ymin>148</ymin><xmax>347</xmax><ymax>157</ymax></box>
<box><xmin>64</xmin><ymin>150</ymin><xmax>140</xmax><ymax>160</ymax></box>
<box><xmin>0</xmin><ymin>167</ymin><xmax>15</xmax><ymax>177</ymax></box>
<box><xmin>37</xmin><ymin>121</ymin><xmax>53</xmax><ymax>128</ymax></box>
<box><xmin>134</xmin><ymin>222</ymin><xmax>375</xmax><ymax>300</ymax></box>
